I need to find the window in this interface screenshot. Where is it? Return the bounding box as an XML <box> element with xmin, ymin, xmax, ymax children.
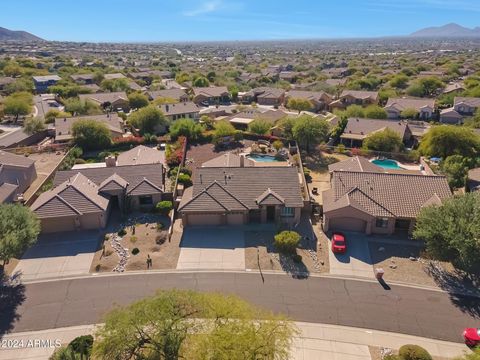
<box><xmin>376</xmin><ymin>217</ymin><xmax>389</xmax><ymax>228</ymax></box>
<box><xmin>139</xmin><ymin>195</ymin><xmax>153</xmax><ymax>205</ymax></box>
<box><xmin>281</xmin><ymin>207</ymin><xmax>295</xmax><ymax>217</ymax></box>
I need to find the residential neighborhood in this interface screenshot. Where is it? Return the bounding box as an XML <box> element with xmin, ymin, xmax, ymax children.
<box><xmin>1</xmin><ymin>3</ymin><xmax>480</xmax><ymax>359</ymax></box>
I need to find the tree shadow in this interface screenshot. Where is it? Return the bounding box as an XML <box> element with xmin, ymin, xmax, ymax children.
<box><xmin>425</xmin><ymin>262</ymin><xmax>480</xmax><ymax>318</ymax></box>
<box><xmin>0</xmin><ymin>270</ymin><xmax>26</xmax><ymax>336</ymax></box>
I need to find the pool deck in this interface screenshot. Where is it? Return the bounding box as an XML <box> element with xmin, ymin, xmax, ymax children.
<box><xmin>370</xmin><ymin>159</ymin><xmax>426</xmax><ymax>175</ymax></box>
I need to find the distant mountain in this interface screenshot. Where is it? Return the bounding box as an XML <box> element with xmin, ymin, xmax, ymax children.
<box><xmin>0</xmin><ymin>26</ymin><xmax>43</xmax><ymax>41</ymax></box>
<box><xmin>410</xmin><ymin>23</ymin><xmax>480</xmax><ymax>37</ymax></box>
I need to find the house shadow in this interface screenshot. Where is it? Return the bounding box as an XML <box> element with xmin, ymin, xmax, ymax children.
<box><xmin>179</xmin><ymin>226</ymin><xmax>245</xmax><ymax>250</ymax></box>
<box><xmin>0</xmin><ymin>270</ymin><xmax>25</xmax><ymax>336</ymax></box>
<box><xmin>425</xmin><ymin>263</ymin><xmax>480</xmax><ymax>318</ymax></box>
<box><xmin>278</xmin><ymin>253</ymin><xmax>310</xmax><ymax>279</ymax></box>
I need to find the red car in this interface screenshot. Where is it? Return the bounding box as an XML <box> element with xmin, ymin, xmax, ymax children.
<box><xmin>464</xmin><ymin>328</ymin><xmax>480</xmax><ymax>346</ymax></box>
<box><xmin>331</xmin><ymin>233</ymin><xmax>346</xmax><ymax>253</ymax></box>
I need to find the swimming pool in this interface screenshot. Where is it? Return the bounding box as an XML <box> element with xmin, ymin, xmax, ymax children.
<box><xmin>247</xmin><ymin>154</ymin><xmax>284</xmax><ymax>162</ymax></box>
<box><xmin>371</xmin><ymin>159</ymin><xmax>404</xmax><ymax>170</ymax></box>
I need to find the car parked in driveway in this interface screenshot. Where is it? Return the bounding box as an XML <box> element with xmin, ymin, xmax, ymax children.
<box><xmin>464</xmin><ymin>327</ymin><xmax>480</xmax><ymax>346</ymax></box>
<box><xmin>331</xmin><ymin>232</ymin><xmax>346</xmax><ymax>254</ymax></box>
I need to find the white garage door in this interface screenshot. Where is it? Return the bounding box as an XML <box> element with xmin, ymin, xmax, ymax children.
<box><xmin>187</xmin><ymin>214</ymin><xmax>223</xmax><ymax>226</ymax></box>
<box><xmin>329</xmin><ymin>217</ymin><xmax>366</xmax><ymax>232</ymax></box>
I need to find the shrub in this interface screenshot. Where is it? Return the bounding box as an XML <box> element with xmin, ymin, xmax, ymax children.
<box><xmin>130</xmin><ymin>236</ymin><xmax>137</xmax><ymax>243</ymax></box>
<box><xmin>156</xmin><ymin>222</ymin><xmax>164</xmax><ymax>231</ymax></box>
<box><xmin>398</xmin><ymin>344</ymin><xmax>432</xmax><ymax>360</ymax></box>
<box><xmin>156</xmin><ymin>232</ymin><xmax>168</xmax><ymax>245</ymax></box>
<box><xmin>74</xmin><ymin>158</ymin><xmax>86</xmax><ymax>164</ymax></box>
<box><xmin>384</xmin><ymin>355</ymin><xmax>401</xmax><ymax>360</ymax></box>
<box><xmin>178</xmin><ymin>173</ymin><xmax>192</xmax><ymax>186</ymax></box>
<box><xmin>274</xmin><ymin>231</ymin><xmax>301</xmax><ymax>254</ymax></box>
<box><xmin>131</xmin><ymin>247</ymin><xmax>140</xmax><ymax>255</ymax></box>
<box><xmin>272</xmin><ymin>139</ymin><xmax>284</xmax><ymax>151</ymax></box>
<box><xmin>68</xmin><ymin>335</ymin><xmax>94</xmax><ymax>357</ymax></box>
<box><xmin>156</xmin><ymin>201</ymin><xmax>173</xmax><ymax>215</ymax></box>
<box><xmin>118</xmin><ymin>228</ymin><xmax>127</xmax><ymax>237</ymax></box>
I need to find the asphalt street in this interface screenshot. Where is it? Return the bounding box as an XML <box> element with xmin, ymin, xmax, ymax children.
<box><xmin>3</xmin><ymin>272</ymin><xmax>479</xmax><ymax>342</ymax></box>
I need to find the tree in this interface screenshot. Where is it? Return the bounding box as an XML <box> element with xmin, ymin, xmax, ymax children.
<box><xmin>464</xmin><ymin>108</ymin><xmax>480</xmax><ymax>129</ymax></box>
<box><xmin>398</xmin><ymin>344</ymin><xmax>432</xmax><ymax>360</ymax></box>
<box><xmin>92</xmin><ymin>290</ymin><xmax>296</xmax><ymax>360</ymax></box>
<box><xmin>277</xmin><ymin>117</ymin><xmax>297</xmax><ymax>139</ymax></box>
<box><xmin>419</xmin><ymin>125</ymin><xmax>480</xmax><ymax>159</ymax></box>
<box><xmin>364</xmin><ymin>105</ymin><xmax>388</xmax><ymax>119</ymax></box>
<box><xmin>3</xmin><ymin>92</ymin><xmax>32</xmax><ymax>122</ymax></box>
<box><xmin>127</xmin><ymin>92</ymin><xmax>149</xmax><ymax>109</ymax></box>
<box><xmin>169</xmin><ymin>118</ymin><xmax>203</xmax><ymax>141</ymax></box>
<box><xmin>400</xmin><ymin>108</ymin><xmax>419</xmax><ymax>119</ymax></box>
<box><xmin>406</xmin><ymin>77</ymin><xmax>444</xmax><ymax>97</ymax></box>
<box><xmin>63</xmin><ymin>98</ymin><xmax>102</xmax><ymax>116</ymax></box>
<box><xmin>192</xmin><ymin>76</ymin><xmax>210</xmax><ymax>87</ymax></box>
<box><xmin>213</xmin><ymin>120</ymin><xmax>236</xmax><ymax>143</ymax></box>
<box><xmin>23</xmin><ymin>117</ymin><xmax>46</xmax><ymax>135</ymax></box>
<box><xmin>274</xmin><ymin>231</ymin><xmax>301</xmax><ymax>254</ymax></box>
<box><xmin>100</xmin><ymin>78</ymin><xmax>129</xmax><ymax>92</ymax></box>
<box><xmin>441</xmin><ymin>155</ymin><xmax>469</xmax><ymax>189</ymax></box>
<box><xmin>71</xmin><ymin>119</ymin><xmax>112</xmax><ymax>151</ymax></box>
<box><xmin>45</xmin><ymin>109</ymin><xmax>71</xmax><ymax>124</ymax></box>
<box><xmin>247</xmin><ymin>118</ymin><xmax>271</xmax><ymax>135</ymax></box>
<box><xmin>153</xmin><ymin>97</ymin><xmax>179</xmax><ymax>105</ymax></box>
<box><xmin>363</xmin><ymin>128</ymin><xmax>404</xmax><ymax>153</ymax></box>
<box><xmin>199</xmin><ymin>114</ymin><xmax>215</xmax><ymax>130</ymax></box>
<box><xmin>287</xmin><ymin>98</ymin><xmax>313</xmax><ymax>113</ymax></box>
<box><xmin>0</xmin><ymin>204</ymin><xmax>40</xmax><ymax>266</ymax></box>
<box><xmin>128</xmin><ymin>105</ymin><xmax>168</xmax><ymax>135</ymax></box>
<box><xmin>389</xmin><ymin>74</ymin><xmax>409</xmax><ymax>89</ymax></box>
<box><xmin>344</xmin><ymin>104</ymin><xmax>365</xmax><ymax>118</ymax></box>
<box><xmin>292</xmin><ymin>115</ymin><xmax>329</xmax><ymax>153</ymax></box>
<box><xmin>454</xmin><ymin>348</ymin><xmax>480</xmax><ymax>360</ymax></box>
<box><xmin>5</xmin><ymin>78</ymin><xmax>34</xmax><ymax>94</ymax></box>
<box><xmin>413</xmin><ymin>192</ymin><xmax>480</xmax><ymax>271</ymax></box>
<box><xmin>156</xmin><ymin>201</ymin><xmax>173</xmax><ymax>215</ymax></box>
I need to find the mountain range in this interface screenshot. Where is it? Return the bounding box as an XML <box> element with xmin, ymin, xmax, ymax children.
<box><xmin>410</xmin><ymin>23</ymin><xmax>480</xmax><ymax>37</ymax></box>
<box><xmin>0</xmin><ymin>26</ymin><xmax>43</xmax><ymax>41</ymax></box>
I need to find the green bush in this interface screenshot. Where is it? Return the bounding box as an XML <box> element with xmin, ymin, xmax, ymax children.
<box><xmin>178</xmin><ymin>173</ymin><xmax>192</xmax><ymax>186</ymax></box>
<box><xmin>118</xmin><ymin>228</ymin><xmax>127</xmax><ymax>237</ymax></box>
<box><xmin>384</xmin><ymin>355</ymin><xmax>401</xmax><ymax>360</ymax></box>
<box><xmin>131</xmin><ymin>247</ymin><xmax>140</xmax><ymax>255</ymax></box>
<box><xmin>274</xmin><ymin>231</ymin><xmax>301</xmax><ymax>254</ymax></box>
<box><xmin>156</xmin><ymin>201</ymin><xmax>173</xmax><ymax>215</ymax></box>
<box><xmin>398</xmin><ymin>344</ymin><xmax>432</xmax><ymax>360</ymax></box>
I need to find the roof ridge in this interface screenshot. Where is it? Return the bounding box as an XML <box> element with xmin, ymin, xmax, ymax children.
<box><xmin>205</xmin><ymin>181</ymin><xmax>249</xmax><ymax>209</ymax></box>
<box><xmin>332</xmin><ymin>170</ymin><xmax>445</xmax><ymax>179</ymax></box>
<box><xmin>53</xmin><ymin>194</ymin><xmax>82</xmax><ymax>215</ymax></box>
<box><xmin>60</xmin><ymin>183</ymin><xmax>105</xmax><ymax>212</ymax></box>
<box><xmin>346</xmin><ymin>187</ymin><xmax>396</xmax><ymax>216</ymax></box>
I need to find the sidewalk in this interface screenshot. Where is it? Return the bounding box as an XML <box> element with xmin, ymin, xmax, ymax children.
<box><xmin>0</xmin><ymin>322</ymin><xmax>470</xmax><ymax>360</ymax></box>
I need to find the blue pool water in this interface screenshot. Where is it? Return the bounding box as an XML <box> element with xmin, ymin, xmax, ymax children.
<box><xmin>371</xmin><ymin>159</ymin><xmax>403</xmax><ymax>169</ymax></box>
<box><xmin>247</xmin><ymin>154</ymin><xmax>284</xmax><ymax>162</ymax></box>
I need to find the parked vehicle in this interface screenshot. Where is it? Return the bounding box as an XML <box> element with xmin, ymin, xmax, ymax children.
<box><xmin>463</xmin><ymin>328</ymin><xmax>480</xmax><ymax>346</ymax></box>
<box><xmin>331</xmin><ymin>232</ymin><xmax>346</xmax><ymax>254</ymax></box>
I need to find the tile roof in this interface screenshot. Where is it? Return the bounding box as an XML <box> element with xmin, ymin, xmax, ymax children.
<box><xmin>385</xmin><ymin>97</ymin><xmax>435</xmax><ymax>111</ymax></box>
<box><xmin>340</xmin><ymin>90</ymin><xmax>378</xmax><ymax>101</ymax></box>
<box><xmin>341</xmin><ymin>118</ymin><xmax>409</xmax><ymax>140</ymax></box>
<box><xmin>116</xmin><ymin>145</ymin><xmax>165</xmax><ymax>166</ymax></box>
<box><xmin>79</xmin><ymin>92</ymin><xmax>128</xmax><ymax>105</ymax></box>
<box><xmin>193</xmin><ymin>86</ymin><xmax>229</xmax><ymax>98</ymax></box>
<box><xmin>31</xmin><ymin>173</ymin><xmax>109</xmax><ymax>218</ymax></box>
<box><xmin>147</xmin><ymin>89</ymin><xmax>187</xmax><ymax>101</ymax></box>
<box><xmin>179</xmin><ymin>166</ymin><xmax>304</xmax><ymax>212</ymax></box>
<box><xmin>287</xmin><ymin>90</ymin><xmax>332</xmax><ymax>102</ymax></box>
<box><xmin>0</xmin><ymin>151</ymin><xmax>35</xmax><ymax>168</ymax></box>
<box><xmin>0</xmin><ymin>182</ymin><xmax>18</xmax><ymax>203</ymax></box>
<box><xmin>33</xmin><ymin>75</ymin><xmax>61</xmax><ymax>82</ymax></box>
<box><xmin>103</xmin><ymin>73</ymin><xmax>126</xmax><ymax>80</ymax></box>
<box><xmin>454</xmin><ymin>97</ymin><xmax>480</xmax><ymax>108</ymax></box>
<box><xmin>53</xmin><ymin>164</ymin><xmax>164</xmax><ymax>193</ymax></box>
<box><xmin>323</xmin><ymin>171</ymin><xmax>451</xmax><ymax>218</ymax></box>
<box><xmin>328</xmin><ymin>157</ymin><xmax>384</xmax><ymax>173</ymax></box>
<box><xmin>201</xmin><ymin>152</ymin><xmax>255</xmax><ymax>168</ymax></box>
<box><xmin>54</xmin><ymin>113</ymin><xmax>123</xmax><ymax>141</ymax></box>
<box><xmin>158</xmin><ymin>102</ymin><xmax>199</xmax><ymax>116</ymax></box>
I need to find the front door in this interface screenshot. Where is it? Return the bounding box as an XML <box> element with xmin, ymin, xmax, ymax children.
<box><xmin>266</xmin><ymin>206</ymin><xmax>275</xmax><ymax>222</ymax></box>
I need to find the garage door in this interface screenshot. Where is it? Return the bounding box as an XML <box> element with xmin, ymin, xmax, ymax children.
<box><xmin>41</xmin><ymin>217</ymin><xmax>76</xmax><ymax>233</ymax></box>
<box><xmin>227</xmin><ymin>213</ymin><xmax>244</xmax><ymax>225</ymax></box>
<box><xmin>187</xmin><ymin>214</ymin><xmax>223</xmax><ymax>226</ymax></box>
<box><xmin>329</xmin><ymin>217</ymin><xmax>366</xmax><ymax>232</ymax></box>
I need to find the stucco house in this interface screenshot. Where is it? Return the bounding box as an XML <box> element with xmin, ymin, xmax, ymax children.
<box><xmin>340</xmin><ymin>118</ymin><xmax>412</xmax><ymax>148</ymax></box>
<box><xmin>330</xmin><ymin>90</ymin><xmax>379</xmax><ymax>110</ymax></box>
<box><xmin>322</xmin><ymin>157</ymin><xmax>451</xmax><ymax>235</ymax></box>
<box><xmin>178</xmin><ymin>164</ymin><xmax>305</xmax><ymax>227</ymax></box>
<box><xmin>467</xmin><ymin>168</ymin><xmax>480</xmax><ymax>192</ymax></box>
<box><xmin>54</xmin><ymin>113</ymin><xmax>124</xmax><ymax>142</ymax></box>
<box><xmin>33</xmin><ymin>75</ymin><xmax>61</xmax><ymax>93</ymax></box>
<box><xmin>31</xmin><ymin>163</ymin><xmax>166</xmax><ymax>233</ymax></box>
<box><xmin>440</xmin><ymin>97</ymin><xmax>480</xmax><ymax>124</ymax></box>
<box><xmin>79</xmin><ymin>92</ymin><xmax>130</xmax><ymax>112</ymax></box>
<box><xmin>158</xmin><ymin>102</ymin><xmax>200</xmax><ymax>121</ymax></box>
<box><xmin>147</xmin><ymin>89</ymin><xmax>189</xmax><ymax>102</ymax></box>
<box><xmin>192</xmin><ymin>86</ymin><xmax>230</xmax><ymax>105</ymax></box>
<box><xmin>285</xmin><ymin>90</ymin><xmax>333</xmax><ymax>112</ymax></box>
<box><xmin>384</xmin><ymin>97</ymin><xmax>435</xmax><ymax>120</ymax></box>
<box><xmin>240</xmin><ymin>87</ymin><xmax>285</xmax><ymax>106</ymax></box>
<box><xmin>0</xmin><ymin>151</ymin><xmax>37</xmax><ymax>203</ymax></box>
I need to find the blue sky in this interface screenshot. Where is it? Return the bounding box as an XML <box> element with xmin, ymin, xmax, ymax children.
<box><xmin>1</xmin><ymin>0</ymin><xmax>480</xmax><ymax>42</ymax></box>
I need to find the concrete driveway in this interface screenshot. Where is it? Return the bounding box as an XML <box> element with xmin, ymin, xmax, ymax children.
<box><xmin>13</xmin><ymin>231</ymin><xmax>100</xmax><ymax>281</ymax></box>
<box><xmin>328</xmin><ymin>232</ymin><xmax>373</xmax><ymax>278</ymax></box>
<box><xmin>176</xmin><ymin>227</ymin><xmax>245</xmax><ymax>270</ymax></box>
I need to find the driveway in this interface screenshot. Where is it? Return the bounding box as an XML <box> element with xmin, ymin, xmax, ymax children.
<box><xmin>328</xmin><ymin>232</ymin><xmax>373</xmax><ymax>278</ymax></box>
<box><xmin>176</xmin><ymin>227</ymin><xmax>245</xmax><ymax>270</ymax></box>
<box><xmin>13</xmin><ymin>231</ymin><xmax>100</xmax><ymax>281</ymax></box>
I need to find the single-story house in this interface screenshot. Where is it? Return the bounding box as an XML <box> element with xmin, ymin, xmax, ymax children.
<box><xmin>103</xmin><ymin>73</ymin><xmax>126</xmax><ymax>80</ymax></box>
<box><xmin>70</xmin><ymin>74</ymin><xmax>95</xmax><ymax>85</ymax></box>
<box><xmin>178</xmin><ymin>165</ymin><xmax>304</xmax><ymax>227</ymax></box>
<box><xmin>79</xmin><ymin>92</ymin><xmax>130</xmax><ymax>112</ymax></box>
<box><xmin>329</xmin><ymin>90</ymin><xmax>379</xmax><ymax>110</ymax></box>
<box><xmin>285</xmin><ymin>90</ymin><xmax>333</xmax><ymax>112</ymax></box>
<box><xmin>31</xmin><ymin>163</ymin><xmax>166</xmax><ymax>233</ymax></box>
<box><xmin>443</xmin><ymin>82</ymin><xmax>465</xmax><ymax>94</ymax></box>
<box><xmin>226</xmin><ymin>109</ymin><xmax>287</xmax><ymax>131</ymax></box>
<box><xmin>201</xmin><ymin>152</ymin><xmax>255</xmax><ymax>168</ymax></box>
<box><xmin>340</xmin><ymin>118</ymin><xmax>412</xmax><ymax>148</ymax></box>
<box><xmin>192</xmin><ymin>86</ymin><xmax>230</xmax><ymax>105</ymax></box>
<box><xmin>158</xmin><ymin>102</ymin><xmax>200</xmax><ymax>121</ymax></box>
<box><xmin>384</xmin><ymin>97</ymin><xmax>435</xmax><ymax>120</ymax></box>
<box><xmin>33</xmin><ymin>75</ymin><xmax>61</xmax><ymax>93</ymax></box>
<box><xmin>467</xmin><ymin>168</ymin><xmax>480</xmax><ymax>192</ymax></box>
<box><xmin>0</xmin><ymin>151</ymin><xmax>37</xmax><ymax>203</ymax></box>
<box><xmin>440</xmin><ymin>97</ymin><xmax>480</xmax><ymax>124</ymax></box>
<box><xmin>54</xmin><ymin>113</ymin><xmax>124</xmax><ymax>142</ymax></box>
<box><xmin>116</xmin><ymin>145</ymin><xmax>165</xmax><ymax>166</ymax></box>
<box><xmin>322</xmin><ymin>158</ymin><xmax>451</xmax><ymax>234</ymax></box>
<box><xmin>241</xmin><ymin>87</ymin><xmax>285</xmax><ymax>106</ymax></box>
<box><xmin>147</xmin><ymin>89</ymin><xmax>189</xmax><ymax>102</ymax></box>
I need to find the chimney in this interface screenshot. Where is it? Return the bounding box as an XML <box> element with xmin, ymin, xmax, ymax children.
<box><xmin>105</xmin><ymin>155</ymin><xmax>116</xmax><ymax>167</ymax></box>
<box><xmin>239</xmin><ymin>154</ymin><xmax>245</xmax><ymax>168</ymax></box>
